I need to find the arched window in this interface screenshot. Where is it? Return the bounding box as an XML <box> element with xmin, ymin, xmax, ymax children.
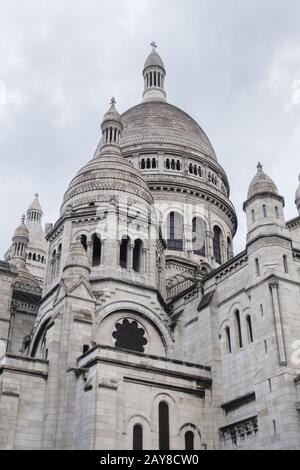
<box><xmin>141</xmin><ymin>159</ymin><xmax>145</xmax><ymax>170</ymax></box>
<box><xmin>167</xmin><ymin>212</ymin><xmax>184</xmax><ymax>251</ymax></box>
<box><xmin>192</xmin><ymin>217</ymin><xmax>206</xmax><ymax>256</ymax></box>
<box><xmin>28</xmin><ymin>253</ymin><xmax>32</xmax><ymax>260</ymax></box>
<box><xmin>189</xmin><ymin>163</ymin><xmax>193</xmax><ymax>174</ymax></box>
<box><xmin>33</xmin><ymin>253</ymin><xmax>36</xmax><ymax>261</ymax></box>
<box><xmin>235</xmin><ymin>310</ymin><xmax>243</xmax><ymax>349</ymax></box>
<box><xmin>171</xmin><ymin>159</ymin><xmax>176</xmax><ymax>170</ymax></box>
<box><xmin>146</xmin><ymin>158</ymin><xmax>151</xmax><ymax>169</ymax></box>
<box><xmin>80</xmin><ymin>234</ymin><xmax>88</xmax><ymax>251</ymax></box>
<box><xmin>213</xmin><ymin>226</ymin><xmax>222</xmax><ymax>265</ymax></box>
<box><xmin>176</xmin><ymin>160</ymin><xmax>181</xmax><ymax>171</ymax></box>
<box><xmin>133</xmin><ymin>424</ymin><xmax>143</xmax><ymax>450</ymax></box>
<box><xmin>92</xmin><ymin>234</ymin><xmax>101</xmax><ymax>267</ymax></box>
<box><xmin>185</xmin><ymin>431</ymin><xmax>194</xmax><ymax>450</ymax></box>
<box><xmin>166</xmin><ymin>159</ymin><xmax>170</xmax><ymax>170</ymax></box>
<box><xmin>56</xmin><ymin>244</ymin><xmax>62</xmax><ymax>276</ymax></box>
<box><xmin>133</xmin><ymin>239</ymin><xmax>143</xmax><ymax>273</ymax></box>
<box><xmin>120</xmin><ymin>236</ymin><xmax>129</xmax><ymax>269</ymax></box>
<box><xmin>263</xmin><ymin>205</ymin><xmax>267</xmax><ymax>218</ymax></box>
<box><xmin>159</xmin><ymin>402</ymin><xmax>170</xmax><ymax>450</ymax></box>
<box><xmin>225</xmin><ymin>326</ymin><xmax>232</xmax><ymax>354</ymax></box>
<box><xmin>246</xmin><ymin>315</ymin><xmax>254</xmax><ymax>344</ymax></box>
<box><xmin>283</xmin><ymin>255</ymin><xmax>288</xmax><ymax>274</ymax></box>
<box><xmin>152</xmin><ymin>158</ymin><xmax>157</xmax><ymax>169</ymax></box>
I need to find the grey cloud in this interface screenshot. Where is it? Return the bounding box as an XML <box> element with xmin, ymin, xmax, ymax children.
<box><xmin>1</xmin><ymin>0</ymin><xmax>300</xmax><ymax>256</ymax></box>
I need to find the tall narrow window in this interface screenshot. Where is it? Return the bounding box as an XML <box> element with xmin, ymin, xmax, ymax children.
<box><xmin>167</xmin><ymin>212</ymin><xmax>184</xmax><ymax>251</ymax></box>
<box><xmin>120</xmin><ymin>236</ymin><xmax>129</xmax><ymax>269</ymax></box>
<box><xmin>133</xmin><ymin>424</ymin><xmax>143</xmax><ymax>450</ymax></box>
<box><xmin>246</xmin><ymin>315</ymin><xmax>254</xmax><ymax>344</ymax></box>
<box><xmin>192</xmin><ymin>217</ymin><xmax>206</xmax><ymax>256</ymax></box>
<box><xmin>227</xmin><ymin>237</ymin><xmax>232</xmax><ymax>261</ymax></box>
<box><xmin>92</xmin><ymin>234</ymin><xmax>102</xmax><ymax>267</ymax></box>
<box><xmin>185</xmin><ymin>431</ymin><xmax>194</xmax><ymax>450</ymax></box>
<box><xmin>225</xmin><ymin>326</ymin><xmax>232</xmax><ymax>354</ymax></box>
<box><xmin>133</xmin><ymin>240</ymin><xmax>143</xmax><ymax>273</ymax></box>
<box><xmin>275</xmin><ymin>206</ymin><xmax>279</xmax><ymax>219</ymax></box>
<box><xmin>235</xmin><ymin>310</ymin><xmax>243</xmax><ymax>348</ymax></box>
<box><xmin>251</xmin><ymin>209</ymin><xmax>255</xmax><ymax>223</ymax></box>
<box><xmin>263</xmin><ymin>205</ymin><xmax>267</xmax><ymax>218</ymax></box>
<box><xmin>159</xmin><ymin>402</ymin><xmax>170</xmax><ymax>450</ymax></box>
<box><xmin>283</xmin><ymin>255</ymin><xmax>288</xmax><ymax>274</ymax></box>
<box><xmin>255</xmin><ymin>258</ymin><xmax>260</xmax><ymax>277</ymax></box>
<box><xmin>213</xmin><ymin>226</ymin><xmax>222</xmax><ymax>265</ymax></box>
<box><xmin>80</xmin><ymin>234</ymin><xmax>88</xmax><ymax>251</ymax></box>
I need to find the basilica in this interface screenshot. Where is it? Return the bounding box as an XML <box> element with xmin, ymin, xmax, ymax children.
<box><xmin>1</xmin><ymin>44</ymin><xmax>300</xmax><ymax>450</ymax></box>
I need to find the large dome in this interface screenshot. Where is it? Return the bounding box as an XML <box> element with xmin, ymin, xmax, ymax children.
<box><xmin>120</xmin><ymin>101</ymin><xmax>217</xmax><ymax>160</ymax></box>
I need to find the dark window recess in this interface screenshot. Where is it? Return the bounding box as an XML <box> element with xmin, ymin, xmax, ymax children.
<box><xmin>236</xmin><ymin>310</ymin><xmax>243</xmax><ymax>348</ymax></box>
<box><xmin>80</xmin><ymin>234</ymin><xmax>88</xmax><ymax>251</ymax></box>
<box><xmin>133</xmin><ymin>240</ymin><xmax>142</xmax><ymax>272</ymax></box>
<box><xmin>120</xmin><ymin>237</ymin><xmax>129</xmax><ymax>269</ymax></box>
<box><xmin>159</xmin><ymin>402</ymin><xmax>170</xmax><ymax>450</ymax></box>
<box><xmin>185</xmin><ymin>431</ymin><xmax>194</xmax><ymax>450</ymax></box>
<box><xmin>213</xmin><ymin>226</ymin><xmax>222</xmax><ymax>264</ymax></box>
<box><xmin>83</xmin><ymin>344</ymin><xmax>89</xmax><ymax>354</ymax></box>
<box><xmin>133</xmin><ymin>424</ymin><xmax>143</xmax><ymax>450</ymax></box>
<box><xmin>112</xmin><ymin>319</ymin><xmax>147</xmax><ymax>353</ymax></box>
<box><xmin>167</xmin><ymin>212</ymin><xmax>183</xmax><ymax>251</ymax></box>
<box><xmin>92</xmin><ymin>234</ymin><xmax>101</xmax><ymax>266</ymax></box>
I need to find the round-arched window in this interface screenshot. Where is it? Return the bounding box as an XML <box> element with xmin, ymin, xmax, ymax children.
<box><xmin>112</xmin><ymin>319</ymin><xmax>147</xmax><ymax>353</ymax></box>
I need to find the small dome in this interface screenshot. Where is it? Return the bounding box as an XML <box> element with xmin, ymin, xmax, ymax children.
<box><xmin>247</xmin><ymin>163</ymin><xmax>279</xmax><ymax>200</ymax></box>
<box><xmin>144</xmin><ymin>50</ymin><xmax>165</xmax><ymax>72</ymax></box>
<box><xmin>28</xmin><ymin>194</ymin><xmax>42</xmax><ymax>213</ymax></box>
<box><xmin>102</xmin><ymin>98</ymin><xmax>122</xmax><ymax>127</ymax></box>
<box><xmin>14</xmin><ymin>217</ymin><xmax>29</xmax><ymax>240</ymax></box>
<box><xmin>61</xmin><ymin>153</ymin><xmax>153</xmax><ymax>213</ymax></box>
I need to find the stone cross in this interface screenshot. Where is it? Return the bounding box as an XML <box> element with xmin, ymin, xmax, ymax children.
<box><xmin>151</xmin><ymin>41</ymin><xmax>157</xmax><ymax>52</ymax></box>
<box><xmin>110</xmin><ymin>97</ymin><xmax>116</xmax><ymax>106</ymax></box>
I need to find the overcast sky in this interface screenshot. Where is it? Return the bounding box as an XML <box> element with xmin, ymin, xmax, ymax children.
<box><xmin>1</xmin><ymin>0</ymin><xmax>300</xmax><ymax>257</ymax></box>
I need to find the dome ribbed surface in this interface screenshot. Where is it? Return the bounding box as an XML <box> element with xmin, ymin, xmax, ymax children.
<box><xmin>62</xmin><ymin>154</ymin><xmax>153</xmax><ymax>211</ymax></box>
<box><xmin>120</xmin><ymin>101</ymin><xmax>217</xmax><ymax>159</ymax></box>
<box><xmin>144</xmin><ymin>51</ymin><xmax>165</xmax><ymax>71</ymax></box>
<box><xmin>247</xmin><ymin>167</ymin><xmax>279</xmax><ymax>199</ymax></box>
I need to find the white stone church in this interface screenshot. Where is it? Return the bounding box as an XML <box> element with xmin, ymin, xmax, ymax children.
<box><xmin>1</xmin><ymin>44</ymin><xmax>300</xmax><ymax>450</ymax></box>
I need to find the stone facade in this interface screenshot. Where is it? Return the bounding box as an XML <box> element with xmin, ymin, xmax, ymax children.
<box><xmin>0</xmin><ymin>45</ymin><xmax>300</xmax><ymax>450</ymax></box>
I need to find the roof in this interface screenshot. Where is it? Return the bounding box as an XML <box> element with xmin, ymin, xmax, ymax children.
<box><xmin>247</xmin><ymin>164</ymin><xmax>279</xmax><ymax>200</ymax></box>
<box><xmin>120</xmin><ymin>101</ymin><xmax>217</xmax><ymax>160</ymax></box>
<box><xmin>144</xmin><ymin>51</ymin><xmax>165</xmax><ymax>71</ymax></box>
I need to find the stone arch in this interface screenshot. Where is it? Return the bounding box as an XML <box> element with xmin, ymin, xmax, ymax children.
<box><xmin>151</xmin><ymin>393</ymin><xmax>177</xmax><ymax>450</ymax></box>
<box><xmin>124</xmin><ymin>415</ymin><xmax>152</xmax><ymax>450</ymax></box>
<box><xmin>94</xmin><ymin>301</ymin><xmax>174</xmax><ymax>356</ymax></box>
<box><xmin>178</xmin><ymin>423</ymin><xmax>202</xmax><ymax>450</ymax></box>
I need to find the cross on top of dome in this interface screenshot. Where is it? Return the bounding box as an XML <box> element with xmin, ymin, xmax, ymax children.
<box><xmin>151</xmin><ymin>41</ymin><xmax>157</xmax><ymax>52</ymax></box>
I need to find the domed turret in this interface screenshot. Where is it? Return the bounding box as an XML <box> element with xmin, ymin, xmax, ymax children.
<box><xmin>61</xmin><ymin>99</ymin><xmax>153</xmax><ymax>214</ymax></box>
<box><xmin>247</xmin><ymin>163</ymin><xmax>279</xmax><ymax>199</ymax></box>
<box><xmin>11</xmin><ymin>215</ymin><xmax>29</xmax><ymax>268</ymax></box>
<box><xmin>244</xmin><ymin>163</ymin><xmax>285</xmax><ymax>243</ymax></box>
<box><xmin>27</xmin><ymin>194</ymin><xmax>43</xmax><ymax>223</ymax></box>
<box><xmin>142</xmin><ymin>42</ymin><xmax>166</xmax><ymax>103</ymax></box>
<box><xmin>100</xmin><ymin>98</ymin><xmax>123</xmax><ymax>156</ymax></box>
<box><xmin>295</xmin><ymin>174</ymin><xmax>300</xmax><ymax>216</ymax></box>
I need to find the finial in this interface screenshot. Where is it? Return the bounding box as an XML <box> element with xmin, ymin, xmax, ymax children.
<box><xmin>34</xmin><ymin>193</ymin><xmax>39</xmax><ymax>199</ymax></box>
<box><xmin>257</xmin><ymin>162</ymin><xmax>263</xmax><ymax>172</ymax></box>
<box><xmin>110</xmin><ymin>97</ymin><xmax>116</xmax><ymax>106</ymax></box>
<box><xmin>21</xmin><ymin>214</ymin><xmax>26</xmax><ymax>224</ymax></box>
<box><xmin>150</xmin><ymin>41</ymin><xmax>157</xmax><ymax>52</ymax></box>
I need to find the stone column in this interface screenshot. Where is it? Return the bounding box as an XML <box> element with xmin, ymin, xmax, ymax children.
<box><xmin>142</xmin><ymin>248</ymin><xmax>147</xmax><ymax>274</ymax></box>
<box><xmin>269</xmin><ymin>280</ymin><xmax>287</xmax><ymax>365</ymax></box>
<box><xmin>128</xmin><ymin>243</ymin><xmax>134</xmax><ymax>271</ymax></box>
<box><xmin>87</xmin><ymin>241</ymin><xmax>93</xmax><ymax>265</ymax></box>
<box><xmin>206</xmin><ymin>230</ymin><xmax>214</xmax><ymax>264</ymax></box>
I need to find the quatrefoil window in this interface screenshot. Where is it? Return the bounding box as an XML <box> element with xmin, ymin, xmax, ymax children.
<box><xmin>112</xmin><ymin>319</ymin><xmax>147</xmax><ymax>353</ymax></box>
